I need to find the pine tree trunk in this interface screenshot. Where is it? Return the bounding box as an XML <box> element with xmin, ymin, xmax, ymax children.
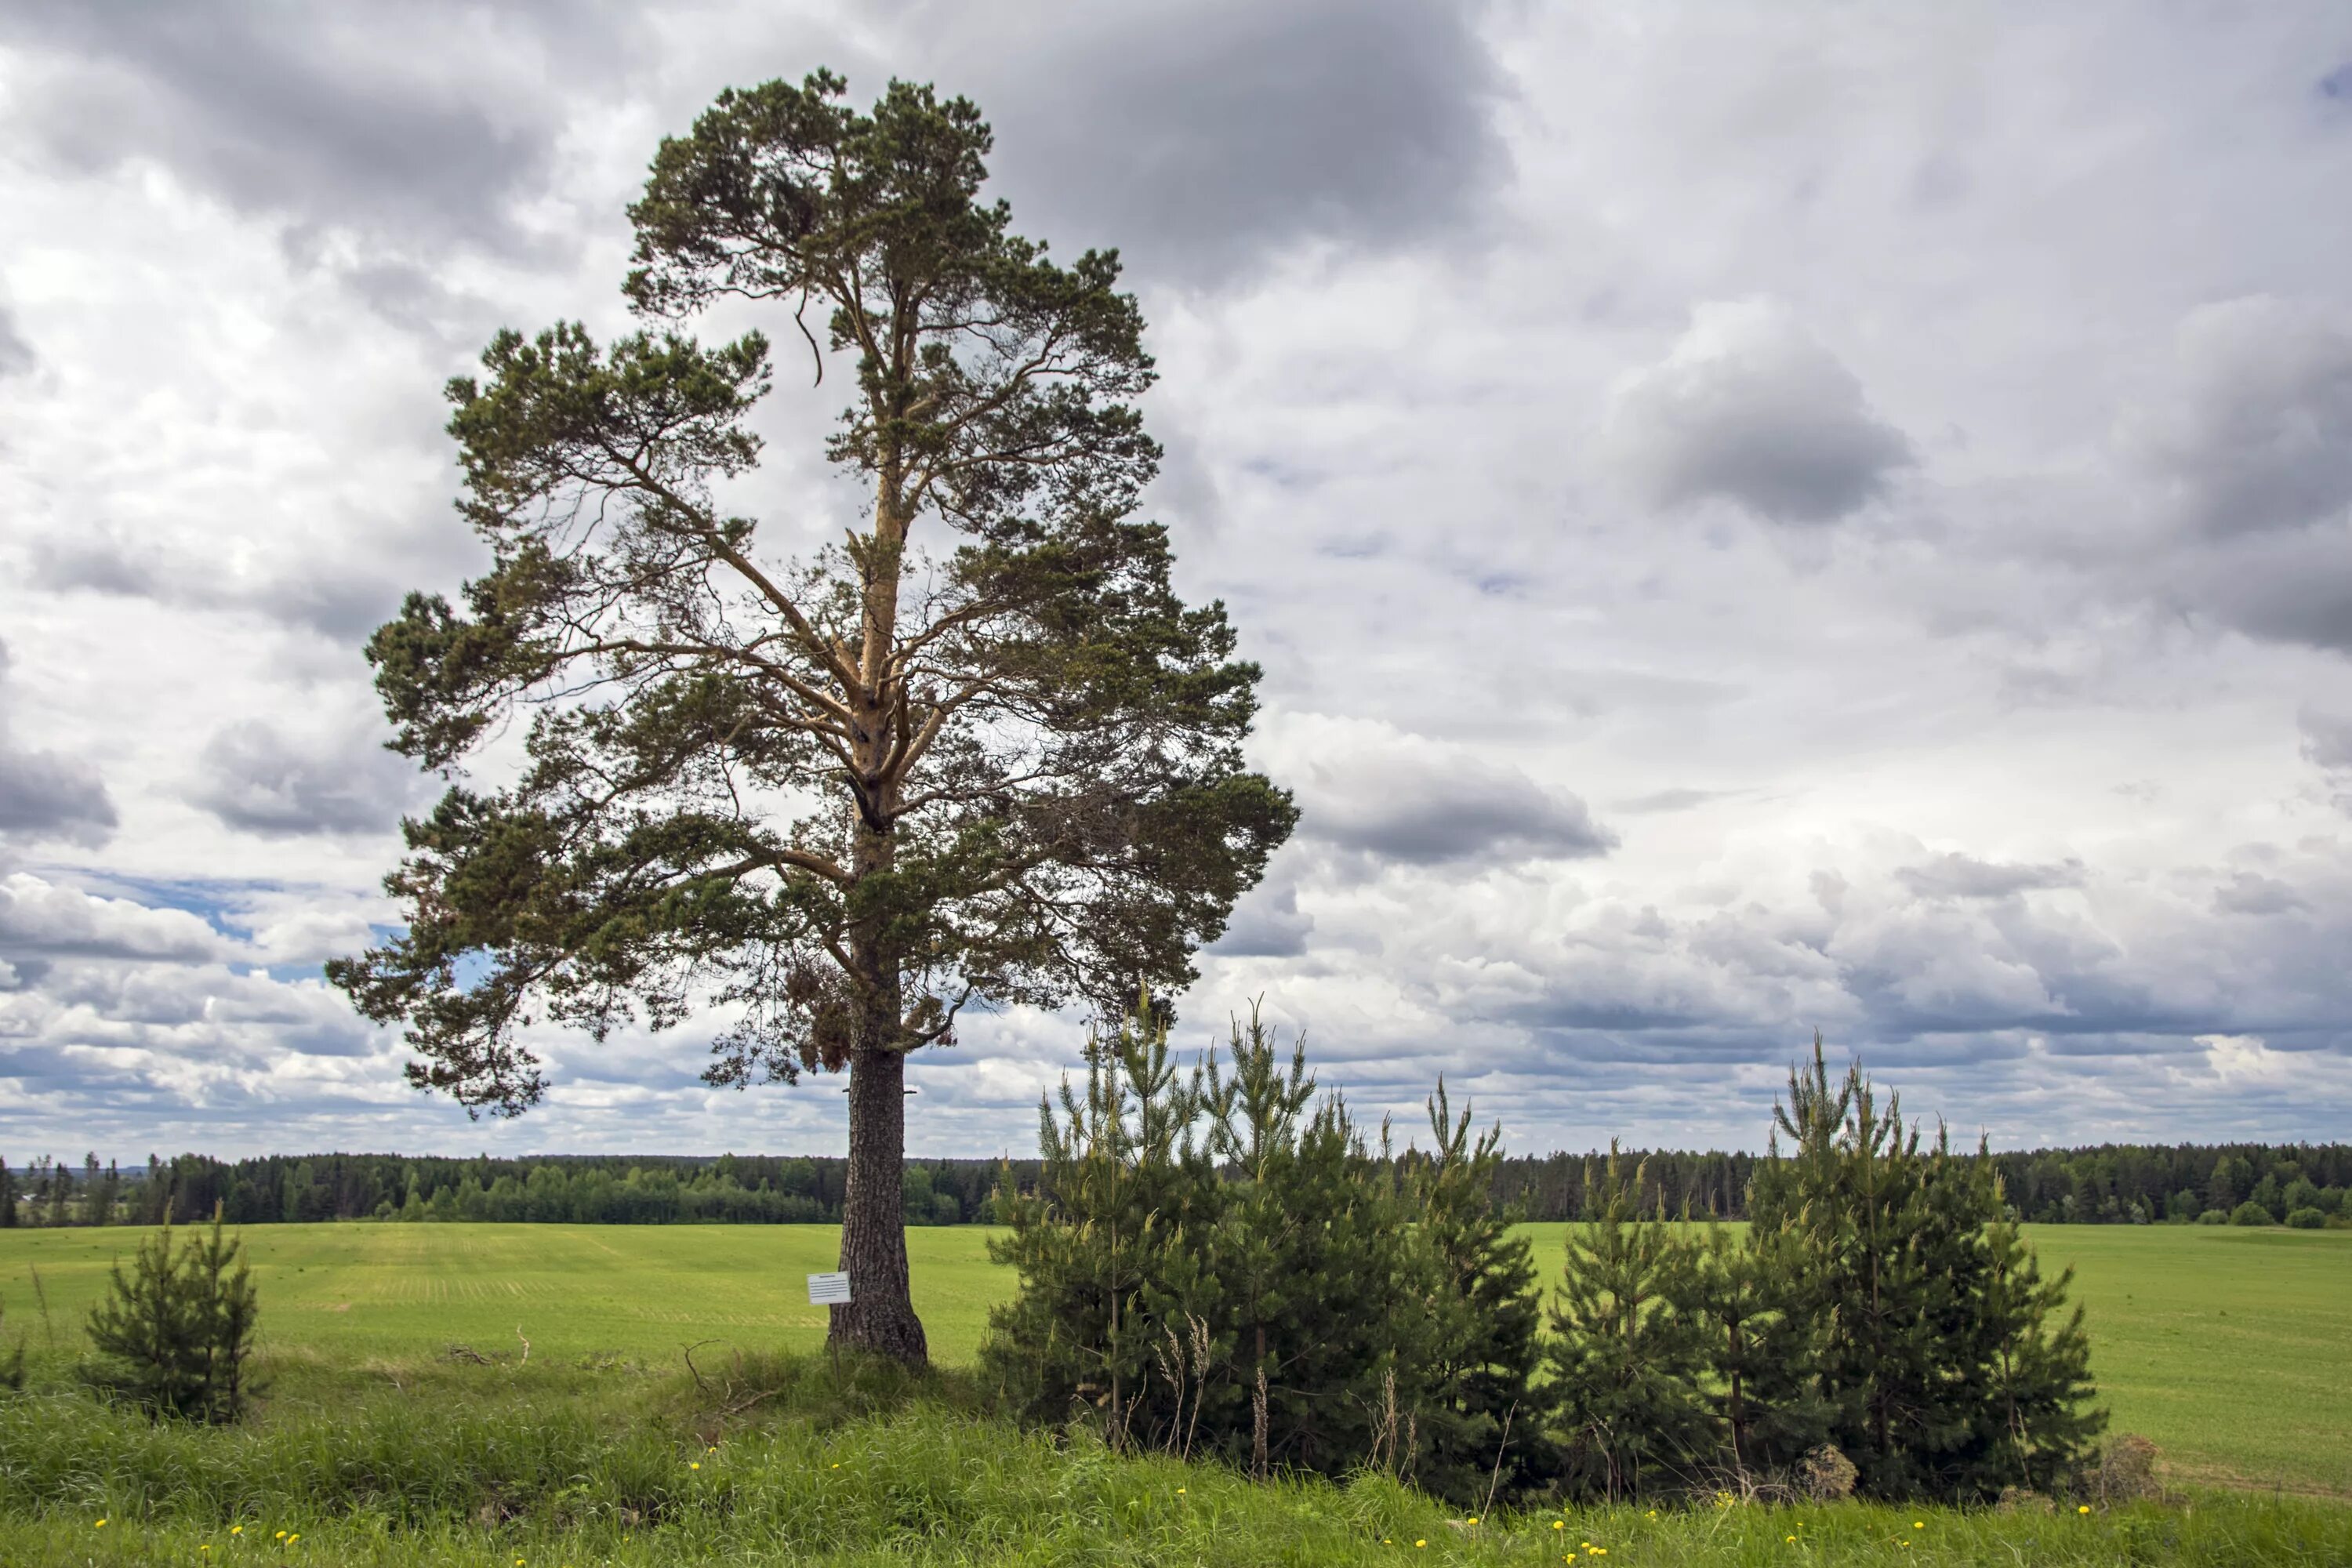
<box><xmin>832</xmin><ymin>1044</ymin><xmax>928</xmax><ymax>1363</ymax></box>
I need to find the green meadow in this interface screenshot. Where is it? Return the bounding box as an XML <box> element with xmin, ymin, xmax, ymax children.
<box><xmin>4</xmin><ymin>1220</ymin><xmax>2348</xmax><ymax>1496</ymax></box>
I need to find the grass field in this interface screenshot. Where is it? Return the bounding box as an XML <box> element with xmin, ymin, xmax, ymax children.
<box><xmin>4</xmin><ymin>1221</ymin><xmax>2348</xmax><ymax>1496</ymax></box>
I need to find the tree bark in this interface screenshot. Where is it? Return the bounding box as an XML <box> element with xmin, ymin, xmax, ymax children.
<box><xmin>833</xmin><ymin>1043</ymin><xmax>928</xmax><ymax>1362</ymax></box>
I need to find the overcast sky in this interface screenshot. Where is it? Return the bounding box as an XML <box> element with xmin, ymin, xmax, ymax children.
<box><xmin>5</xmin><ymin>2</ymin><xmax>2352</xmax><ymax>1163</ymax></box>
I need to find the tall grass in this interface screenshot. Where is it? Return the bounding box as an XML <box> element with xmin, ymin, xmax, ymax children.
<box><xmin>2</xmin><ymin>1352</ymin><xmax>2347</xmax><ymax>1566</ymax></box>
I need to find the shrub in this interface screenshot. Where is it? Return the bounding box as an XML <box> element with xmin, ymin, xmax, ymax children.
<box><xmin>84</xmin><ymin>1203</ymin><xmax>258</xmax><ymax>1422</ymax></box>
<box><xmin>0</xmin><ymin>1298</ymin><xmax>24</xmax><ymax>1392</ymax></box>
<box><xmin>2285</xmin><ymin>1207</ymin><xmax>2325</xmax><ymax>1230</ymax></box>
<box><xmin>1800</xmin><ymin>1444</ymin><xmax>1859</xmax><ymax>1501</ymax></box>
<box><xmin>2228</xmin><ymin>1201</ymin><xmax>2272</xmax><ymax>1227</ymax></box>
<box><xmin>2085</xmin><ymin>1433</ymin><xmax>2164</xmax><ymax>1503</ymax></box>
<box><xmin>2196</xmin><ymin>1209</ymin><xmax>2227</xmax><ymax>1225</ymax></box>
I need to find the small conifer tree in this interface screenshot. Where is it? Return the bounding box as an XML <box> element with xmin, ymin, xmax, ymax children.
<box><xmin>984</xmin><ymin>993</ymin><xmax>1222</xmax><ymax>1450</ymax></box>
<box><xmin>1971</xmin><ymin>1187</ymin><xmax>2104</xmax><ymax>1492</ymax></box>
<box><xmin>1547</xmin><ymin>1145</ymin><xmax>1711</xmax><ymax>1500</ymax></box>
<box><xmin>1200</xmin><ymin>1012</ymin><xmax>1420</xmax><ymax>1480</ymax></box>
<box><xmin>1406</xmin><ymin>1080</ymin><xmax>1549</xmax><ymax>1503</ymax></box>
<box><xmin>85</xmin><ymin>1202</ymin><xmax>259</xmax><ymax>1422</ymax></box>
<box><xmin>1752</xmin><ymin>1037</ymin><xmax>2102</xmax><ymax>1501</ymax></box>
<box><xmin>1676</xmin><ymin>1219</ymin><xmax>1832</xmax><ymax>1482</ymax></box>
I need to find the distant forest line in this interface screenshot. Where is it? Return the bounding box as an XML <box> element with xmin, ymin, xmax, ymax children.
<box><xmin>7</xmin><ymin>1141</ymin><xmax>2350</xmax><ymax>1229</ymax></box>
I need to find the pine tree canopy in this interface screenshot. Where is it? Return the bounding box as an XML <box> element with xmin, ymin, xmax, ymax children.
<box><xmin>327</xmin><ymin>71</ymin><xmax>1296</xmax><ymax>1116</ymax></box>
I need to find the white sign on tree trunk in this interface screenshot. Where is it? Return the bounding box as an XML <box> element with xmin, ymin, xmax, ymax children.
<box><xmin>807</xmin><ymin>1271</ymin><xmax>852</xmax><ymax>1305</ymax></box>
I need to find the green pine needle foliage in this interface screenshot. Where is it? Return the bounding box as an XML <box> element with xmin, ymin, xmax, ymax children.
<box><xmin>84</xmin><ymin>1203</ymin><xmax>259</xmax><ymax>1424</ymax></box>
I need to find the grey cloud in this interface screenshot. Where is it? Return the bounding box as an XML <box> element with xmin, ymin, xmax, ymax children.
<box><xmin>29</xmin><ymin>528</ymin><xmax>410</xmax><ymax>642</ymax></box>
<box><xmin>2213</xmin><ymin>872</ymin><xmax>2307</xmax><ymax>916</ymax></box>
<box><xmin>0</xmin><ymin>638</ymin><xmax>116</xmax><ymax>848</ymax></box>
<box><xmin>2131</xmin><ymin>298</ymin><xmax>2352</xmax><ymax>536</ymax></box>
<box><xmin>1408</xmin><ymin>846</ymin><xmax>2352</xmax><ymax>1071</ymax></box>
<box><xmin>1609</xmin><ymin>299</ymin><xmax>1914</xmax><ymax>525</ymax></box>
<box><xmin>2175</xmin><ymin>528</ymin><xmax>2352</xmax><ymax>653</ymax></box>
<box><xmin>1208</xmin><ymin>874</ymin><xmax>1316</xmax><ymax>959</ymax></box>
<box><xmin>189</xmin><ymin>720</ymin><xmax>422</xmax><ymax>838</ymax></box>
<box><xmin>0</xmin><ymin>303</ymin><xmax>33</xmax><ymax>378</ymax></box>
<box><xmin>1272</xmin><ymin>716</ymin><xmax>1616</xmax><ymax>866</ymax></box>
<box><xmin>0</xmin><ymin>2</ymin><xmax>640</xmax><ymax>258</ymax></box>
<box><xmin>920</xmin><ymin>0</ymin><xmax>1511</xmax><ymax>285</ymax></box>
<box><xmin>1895</xmin><ymin>854</ymin><xmax>2087</xmax><ymax>901</ymax></box>
<box><xmin>1613</xmin><ymin>787</ymin><xmax>1736</xmax><ymax>815</ymax></box>
<box><xmin>2299</xmin><ymin>706</ymin><xmax>2352</xmax><ymax>771</ymax></box>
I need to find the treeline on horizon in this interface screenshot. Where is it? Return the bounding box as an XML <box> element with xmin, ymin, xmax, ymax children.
<box><xmin>6</xmin><ymin>1138</ymin><xmax>2350</xmax><ymax>1230</ymax></box>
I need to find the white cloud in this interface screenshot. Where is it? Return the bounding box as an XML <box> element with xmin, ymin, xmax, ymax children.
<box><xmin>2198</xmin><ymin>1033</ymin><xmax>2292</xmax><ymax>1087</ymax></box>
<box><xmin>0</xmin><ymin>873</ymin><xmax>227</xmax><ymax>963</ymax></box>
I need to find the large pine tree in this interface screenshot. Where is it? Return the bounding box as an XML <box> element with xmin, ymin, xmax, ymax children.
<box><xmin>330</xmin><ymin>72</ymin><xmax>1294</xmax><ymax>1362</ymax></box>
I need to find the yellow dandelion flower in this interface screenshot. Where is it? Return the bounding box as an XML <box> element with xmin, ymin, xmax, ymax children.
<box><xmin>287</xmin><ymin>1535</ymin><xmax>299</xmax><ymax>1544</ymax></box>
<box><xmin>1914</xmin><ymin>1522</ymin><xmax>1925</xmax><ymax>1529</ymax></box>
<box><xmin>1786</xmin><ymin>1536</ymin><xmax>1797</xmax><ymax>1544</ymax></box>
<box><xmin>831</xmin><ymin>1463</ymin><xmax>841</xmax><ymax>1470</ymax></box>
<box><xmin>275</xmin><ymin>1531</ymin><xmax>287</xmax><ymax>1541</ymax></box>
<box><xmin>1554</xmin><ymin>1521</ymin><xmax>1566</xmax><ymax>1531</ymax></box>
<box><xmin>1176</xmin><ymin>1488</ymin><xmax>1185</xmax><ymax>1495</ymax></box>
<box><xmin>1468</xmin><ymin>1516</ymin><xmax>1480</xmax><ymax>1526</ymax></box>
<box><xmin>690</xmin><ymin>1462</ymin><xmax>701</xmax><ymax>1470</ymax></box>
<box><xmin>231</xmin><ymin>1526</ymin><xmax>244</xmax><ymax>1536</ymax></box>
<box><xmin>2078</xmin><ymin>1505</ymin><xmax>2092</xmax><ymax>1515</ymax></box>
<box><xmin>1416</xmin><ymin>1540</ymin><xmax>1427</xmax><ymax>1549</ymax></box>
<box><xmin>95</xmin><ymin>1519</ymin><xmax>107</xmax><ymax>1528</ymax></box>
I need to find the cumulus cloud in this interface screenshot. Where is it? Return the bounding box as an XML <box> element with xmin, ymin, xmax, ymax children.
<box><xmin>1895</xmin><ymin>854</ymin><xmax>2087</xmax><ymax>901</ymax></box>
<box><xmin>0</xmin><ymin>873</ymin><xmax>227</xmax><ymax>964</ymax></box>
<box><xmin>2200</xmin><ymin>1033</ymin><xmax>2293</xmax><ymax>1086</ymax></box>
<box><xmin>12</xmin><ymin>5</ymin><xmax>2352</xmax><ymax>1156</ymax></box>
<box><xmin>188</xmin><ymin>719</ymin><xmax>422</xmax><ymax>838</ymax></box>
<box><xmin>1265</xmin><ymin>714</ymin><xmax>1616</xmax><ymax>867</ymax></box>
<box><xmin>0</xmin><ymin>638</ymin><xmax>116</xmax><ymax>848</ymax></box>
<box><xmin>1607</xmin><ymin>299</ymin><xmax>1914</xmax><ymax>524</ymax></box>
